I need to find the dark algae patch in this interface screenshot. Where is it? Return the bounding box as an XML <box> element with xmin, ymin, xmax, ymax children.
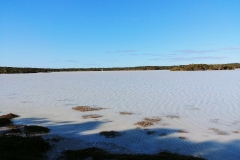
<box><xmin>57</xmin><ymin>147</ymin><xmax>205</xmax><ymax>160</ymax></box>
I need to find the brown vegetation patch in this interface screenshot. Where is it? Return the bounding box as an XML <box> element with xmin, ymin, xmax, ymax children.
<box><xmin>72</xmin><ymin>106</ymin><xmax>106</xmax><ymax>112</ymax></box>
<box><xmin>0</xmin><ymin>113</ymin><xmax>19</xmax><ymax>127</ymax></box>
<box><xmin>99</xmin><ymin>131</ymin><xmax>121</xmax><ymax>138</ymax></box>
<box><xmin>144</xmin><ymin>117</ymin><xmax>161</xmax><ymax>123</ymax></box>
<box><xmin>178</xmin><ymin>130</ymin><xmax>188</xmax><ymax>133</ymax></box>
<box><xmin>119</xmin><ymin>112</ymin><xmax>134</xmax><ymax>115</ymax></box>
<box><xmin>82</xmin><ymin>114</ymin><xmax>103</xmax><ymax>119</ymax></box>
<box><xmin>160</xmin><ymin>123</ymin><xmax>169</xmax><ymax>126</ymax></box>
<box><xmin>135</xmin><ymin>117</ymin><xmax>161</xmax><ymax>127</ymax></box>
<box><xmin>0</xmin><ymin>113</ymin><xmax>19</xmax><ymax>119</ymax></box>
<box><xmin>135</xmin><ymin>121</ymin><xmax>153</xmax><ymax>127</ymax></box>
<box><xmin>166</xmin><ymin>115</ymin><xmax>180</xmax><ymax>119</ymax></box>
<box><xmin>232</xmin><ymin>131</ymin><xmax>239</xmax><ymax>134</ymax></box>
<box><xmin>209</xmin><ymin>128</ymin><xmax>229</xmax><ymax>135</ymax></box>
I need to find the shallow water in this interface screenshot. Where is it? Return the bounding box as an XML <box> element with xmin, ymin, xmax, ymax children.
<box><xmin>1</xmin><ymin>70</ymin><xmax>240</xmax><ymax>159</ymax></box>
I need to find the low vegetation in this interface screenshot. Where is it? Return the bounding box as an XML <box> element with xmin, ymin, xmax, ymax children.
<box><xmin>82</xmin><ymin>114</ymin><xmax>102</xmax><ymax>119</ymax></box>
<box><xmin>0</xmin><ymin>111</ymin><xmax>208</xmax><ymax>160</ymax></box>
<box><xmin>170</xmin><ymin>64</ymin><xmax>238</xmax><ymax>71</ymax></box>
<box><xmin>0</xmin><ymin>136</ymin><xmax>50</xmax><ymax>160</ymax></box>
<box><xmin>135</xmin><ymin>117</ymin><xmax>161</xmax><ymax>127</ymax></box>
<box><xmin>0</xmin><ymin>113</ymin><xmax>51</xmax><ymax>159</ymax></box>
<box><xmin>72</xmin><ymin>106</ymin><xmax>106</xmax><ymax>112</ymax></box>
<box><xmin>209</xmin><ymin>128</ymin><xmax>229</xmax><ymax>135</ymax></box>
<box><xmin>0</xmin><ymin>66</ymin><xmax>172</xmax><ymax>74</ymax></box>
<box><xmin>135</xmin><ymin>121</ymin><xmax>154</xmax><ymax>127</ymax></box>
<box><xmin>0</xmin><ymin>118</ymin><xmax>12</xmax><ymax>126</ymax></box>
<box><xmin>178</xmin><ymin>130</ymin><xmax>188</xmax><ymax>133</ymax></box>
<box><xmin>1</xmin><ymin>63</ymin><xmax>239</xmax><ymax>74</ymax></box>
<box><xmin>146</xmin><ymin>130</ymin><xmax>155</xmax><ymax>135</ymax></box>
<box><xmin>57</xmin><ymin>147</ymin><xmax>205</xmax><ymax>160</ymax></box>
<box><xmin>144</xmin><ymin>117</ymin><xmax>161</xmax><ymax>123</ymax></box>
<box><xmin>166</xmin><ymin>115</ymin><xmax>180</xmax><ymax>119</ymax></box>
<box><xmin>119</xmin><ymin>111</ymin><xmax>134</xmax><ymax>115</ymax></box>
<box><xmin>24</xmin><ymin>125</ymin><xmax>50</xmax><ymax>135</ymax></box>
<box><xmin>99</xmin><ymin>131</ymin><xmax>121</xmax><ymax>138</ymax></box>
<box><xmin>0</xmin><ymin>113</ymin><xmax>19</xmax><ymax>119</ymax></box>
<box><xmin>0</xmin><ymin>113</ymin><xmax>19</xmax><ymax>127</ymax></box>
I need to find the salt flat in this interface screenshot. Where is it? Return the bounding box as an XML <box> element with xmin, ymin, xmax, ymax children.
<box><xmin>0</xmin><ymin>70</ymin><xmax>240</xmax><ymax>159</ymax></box>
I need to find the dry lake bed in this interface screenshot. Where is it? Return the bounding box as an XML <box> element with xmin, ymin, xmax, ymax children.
<box><xmin>1</xmin><ymin>70</ymin><xmax>240</xmax><ymax>159</ymax></box>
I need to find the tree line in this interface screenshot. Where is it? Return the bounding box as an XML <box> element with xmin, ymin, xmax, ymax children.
<box><xmin>0</xmin><ymin>63</ymin><xmax>239</xmax><ymax>74</ymax></box>
<box><xmin>170</xmin><ymin>63</ymin><xmax>240</xmax><ymax>71</ymax></box>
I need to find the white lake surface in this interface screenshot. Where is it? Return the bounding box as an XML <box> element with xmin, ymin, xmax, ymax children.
<box><xmin>1</xmin><ymin>70</ymin><xmax>240</xmax><ymax>159</ymax></box>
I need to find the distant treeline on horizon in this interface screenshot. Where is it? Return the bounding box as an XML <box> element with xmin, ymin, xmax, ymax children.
<box><xmin>0</xmin><ymin>63</ymin><xmax>240</xmax><ymax>74</ymax></box>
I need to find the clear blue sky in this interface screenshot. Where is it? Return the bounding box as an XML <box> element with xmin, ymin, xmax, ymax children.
<box><xmin>1</xmin><ymin>0</ymin><xmax>240</xmax><ymax>68</ymax></box>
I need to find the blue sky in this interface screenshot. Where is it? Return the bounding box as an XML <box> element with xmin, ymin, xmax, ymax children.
<box><xmin>1</xmin><ymin>0</ymin><xmax>240</xmax><ymax>68</ymax></box>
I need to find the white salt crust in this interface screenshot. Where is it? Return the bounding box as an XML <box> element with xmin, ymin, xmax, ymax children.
<box><xmin>0</xmin><ymin>70</ymin><xmax>240</xmax><ymax>159</ymax></box>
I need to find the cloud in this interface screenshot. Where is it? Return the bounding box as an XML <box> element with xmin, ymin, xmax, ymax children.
<box><xmin>130</xmin><ymin>53</ymin><xmax>139</xmax><ymax>56</ymax></box>
<box><xmin>149</xmin><ymin>58</ymin><xmax>162</xmax><ymax>61</ymax></box>
<box><xmin>104</xmin><ymin>59</ymin><xmax>118</xmax><ymax>62</ymax></box>
<box><xmin>116</xmin><ymin>50</ymin><xmax>139</xmax><ymax>53</ymax></box>
<box><xmin>64</xmin><ymin>60</ymin><xmax>79</xmax><ymax>63</ymax></box>
<box><xmin>83</xmin><ymin>63</ymin><xmax>100</xmax><ymax>66</ymax></box>
<box><xmin>171</xmin><ymin>49</ymin><xmax>218</xmax><ymax>54</ymax></box>
<box><xmin>50</xmin><ymin>60</ymin><xmax>79</xmax><ymax>63</ymax></box>
<box><xmin>203</xmin><ymin>43</ymin><xmax>214</xmax><ymax>46</ymax></box>
<box><xmin>142</xmin><ymin>53</ymin><xmax>162</xmax><ymax>56</ymax></box>
<box><xmin>220</xmin><ymin>46</ymin><xmax>240</xmax><ymax>51</ymax></box>
<box><xmin>167</xmin><ymin>56</ymin><xmax>228</xmax><ymax>61</ymax></box>
<box><xmin>165</xmin><ymin>53</ymin><xmax>179</xmax><ymax>56</ymax></box>
<box><xmin>171</xmin><ymin>45</ymin><xmax>240</xmax><ymax>55</ymax></box>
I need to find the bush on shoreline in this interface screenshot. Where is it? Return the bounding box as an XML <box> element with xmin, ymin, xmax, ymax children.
<box><xmin>1</xmin><ymin>63</ymin><xmax>239</xmax><ymax>74</ymax></box>
<box><xmin>170</xmin><ymin>64</ymin><xmax>236</xmax><ymax>71</ymax></box>
<box><xmin>0</xmin><ymin>113</ymin><xmax>51</xmax><ymax>159</ymax></box>
<box><xmin>57</xmin><ymin>147</ymin><xmax>205</xmax><ymax>160</ymax></box>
